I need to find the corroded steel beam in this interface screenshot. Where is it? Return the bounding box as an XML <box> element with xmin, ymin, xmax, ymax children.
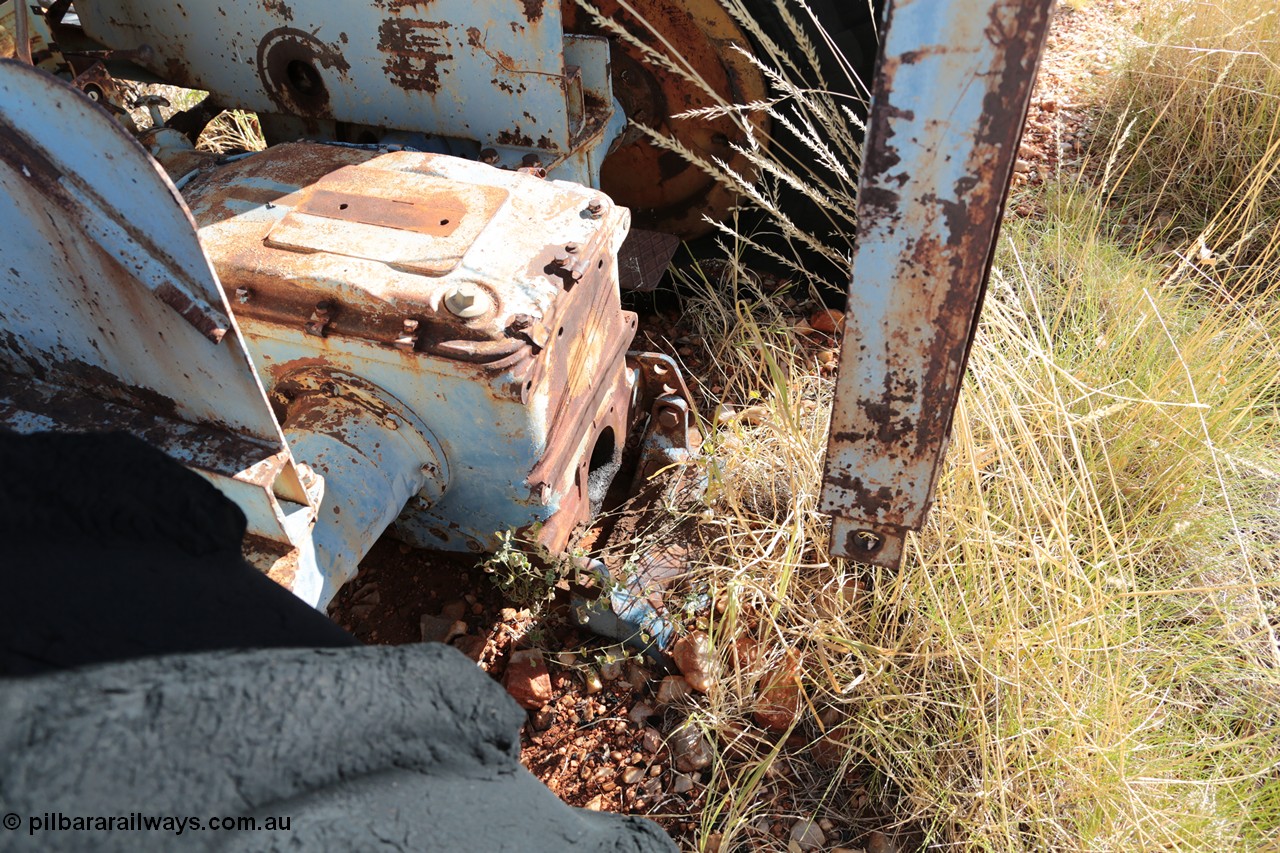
<box><xmin>821</xmin><ymin>0</ymin><xmax>1054</xmax><ymax>567</ymax></box>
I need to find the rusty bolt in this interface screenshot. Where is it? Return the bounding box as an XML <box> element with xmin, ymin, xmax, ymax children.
<box><xmin>657</xmin><ymin>407</ymin><xmax>681</xmax><ymax>429</ymax></box>
<box><xmin>305</xmin><ymin>301</ymin><xmax>333</xmax><ymax>336</ymax></box>
<box><xmin>508</xmin><ymin>313</ymin><xmax>534</xmax><ymax>332</ymax></box>
<box><xmin>383</xmin><ymin>415</ymin><xmax>399</xmax><ymax>431</ymax></box>
<box><xmin>564</xmin><ymin>242</ymin><xmax>580</xmax><ymax>254</ymax></box>
<box><xmin>443</xmin><ymin>286</ymin><xmax>490</xmax><ymax>319</ymax></box>
<box><xmin>521</xmin><ymin>153</ymin><xmax>543</xmax><ymax>168</ymax></box>
<box><xmin>395</xmin><ymin>318</ymin><xmax>420</xmax><ymax>350</ymax></box>
<box><xmin>552</xmin><ymin>254</ymin><xmax>572</xmax><ymax>269</ymax></box>
<box><xmin>586</xmin><ymin>198</ymin><xmax>604</xmax><ymax>219</ymax></box>
<box><xmin>234</xmin><ymin>287</ymin><xmax>251</xmax><ymax>304</ymax></box>
<box><xmin>479</xmin><ymin>147</ymin><xmax>499</xmax><ymax>165</ymax></box>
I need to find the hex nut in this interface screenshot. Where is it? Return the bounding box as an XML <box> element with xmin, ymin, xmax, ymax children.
<box><xmin>443</xmin><ymin>287</ymin><xmax>490</xmax><ymax>319</ymax></box>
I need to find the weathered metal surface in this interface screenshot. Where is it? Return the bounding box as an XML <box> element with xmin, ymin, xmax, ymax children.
<box><xmin>821</xmin><ymin>0</ymin><xmax>1054</xmax><ymax>567</ymax></box>
<box><xmin>617</xmin><ymin>229</ymin><xmax>680</xmax><ymax>292</ymax></box>
<box><xmin>562</xmin><ymin>0</ymin><xmax>768</xmax><ymax>237</ymax></box>
<box><xmin>185</xmin><ymin>142</ymin><xmax>678</xmax><ymax>566</ymax></box>
<box><xmin>280</xmin><ymin>370</ymin><xmax>446</xmax><ymax>606</ymax></box>
<box><xmin>0</xmin><ymin>59</ymin><xmax>320</xmax><ymax>579</ymax></box>
<box><xmin>73</xmin><ymin>0</ymin><xmax>622</xmax><ymax>186</ymax></box>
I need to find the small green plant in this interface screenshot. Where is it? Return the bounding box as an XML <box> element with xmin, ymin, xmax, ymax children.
<box><xmin>481</xmin><ymin>529</ymin><xmax>574</xmax><ymax>611</ymax></box>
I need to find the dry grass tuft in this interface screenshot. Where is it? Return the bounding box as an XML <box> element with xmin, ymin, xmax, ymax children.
<box><xmin>1098</xmin><ymin>0</ymin><xmax>1280</xmax><ymax>256</ymax></box>
<box><xmin>677</xmin><ymin>190</ymin><xmax>1280</xmax><ymax>850</ymax></box>
<box><xmin>645</xmin><ymin>3</ymin><xmax>1280</xmax><ymax>848</ymax></box>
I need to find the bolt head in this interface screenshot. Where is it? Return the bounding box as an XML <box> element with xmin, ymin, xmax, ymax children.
<box><xmin>443</xmin><ymin>287</ymin><xmax>489</xmax><ymax>319</ymax></box>
<box><xmin>657</xmin><ymin>407</ymin><xmax>681</xmax><ymax>429</ymax></box>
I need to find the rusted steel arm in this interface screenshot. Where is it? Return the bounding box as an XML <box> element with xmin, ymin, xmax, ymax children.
<box><xmin>821</xmin><ymin>0</ymin><xmax>1055</xmax><ymax>567</ymax></box>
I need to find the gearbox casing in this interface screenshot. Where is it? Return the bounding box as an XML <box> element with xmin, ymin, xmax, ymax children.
<box><xmin>185</xmin><ymin>143</ymin><xmax>639</xmax><ymax>569</ymax></box>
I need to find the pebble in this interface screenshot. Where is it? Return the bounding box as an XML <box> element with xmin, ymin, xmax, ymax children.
<box><xmin>599</xmin><ymin>659</ymin><xmax>623</xmax><ymax>681</ymax></box>
<box><xmin>584</xmin><ymin>795</ymin><xmax>604</xmax><ymax>811</ymax></box>
<box><xmin>670</xmin><ymin>722</ymin><xmax>712</xmax><ymax>773</ymax></box>
<box><xmin>789</xmin><ymin>819</ymin><xmax>825</xmax><ymax>851</ymax></box>
<box><xmin>440</xmin><ymin>599</ymin><xmax>467</xmax><ymax>621</ymax></box>
<box><xmin>622</xmin><ymin>766</ymin><xmax>645</xmax><ymax>785</ymax></box>
<box><xmin>641</xmin><ymin>727</ymin><xmax>662</xmax><ymax>753</ymax></box>
<box><xmin>532</xmin><ymin>706</ymin><xmax>556</xmax><ymax>730</ymax></box>
<box><xmin>736</xmin><ymin>405</ymin><xmax>770</xmax><ymax>425</ymax></box>
<box><xmin>754</xmin><ymin>651</ymin><xmax>803</xmax><ymax>731</ymax></box>
<box><xmin>816</xmin><ymin>349</ymin><xmax>836</xmax><ymax>365</ymax></box>
<box><xmin>671</xmin><ymin>772</ymin><xmax>695</xmax><ymax>794</ymax></box>
<box><xmin>451</xmin><ymin>634</ymin><xmax>486</xmax><ymax>662</ymax></box>
<box><xmin>419</xmin><ymin>614</ymin><xmax>466</xmax><ymax>645</ymax></box>
<box><xmin>648</xmin><ymin>764</ymin><xmax>662</xmax><ymax>777</ymax></box>
<box><xmin>555</xmin><ymin>650</ymin><xmax>578</xmax><ymax>667</ymax></box>
<box><xmin>672</xmin><ymin>631</ymin><xmax>717</xmax><ymax>693</ymax></box>
<box><xmin>808</xmin><ymin>308</ymin><xmax>845</xmax><ymax>335</ymax></box>
<box><xmin>628</xmin><ymin>701</ymin><xmax>655</xmax><ymax>724</ymax></box>
<box><xmin>866</xmin><ymin>831</ymin><xmax>897</xmax><ymax>853</ymax></box>
<box><xmin>627</xmin><ymin>663</ymin><xmax>652</xmax><ymax>691</ymax></box>
<box><xmin>655</xmin><ymin>675</ymin><xmax>692</xmax><ymax>705</ymax></box>
<box><xmin>583</xmin><ymin>669</ymin><xmax>603</xmax><ymax>695</ymax></box>
<box><xmin>504</xmin><ymin>649</ymin><xmax>552</xmax><ymax>710</ymax></box>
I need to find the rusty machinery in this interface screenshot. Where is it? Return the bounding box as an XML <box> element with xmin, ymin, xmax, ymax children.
<box><xmin>0</xmin><ymin>0</ymin><xmax>1052</xmax><ymax>620</ymax></box>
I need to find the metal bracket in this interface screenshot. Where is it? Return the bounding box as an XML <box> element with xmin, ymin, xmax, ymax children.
<box><xmin>820</xmin><ymin>0</ymin><xmax>1054</xmax><ymax>568</ymax></box>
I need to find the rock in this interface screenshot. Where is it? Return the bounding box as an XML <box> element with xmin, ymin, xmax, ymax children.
<box><xmin>670</xmin><ymin>721</ymin><xmax>712</xmax><ymax>773</ymax></box>
<box><xmin>599</xmin><ymin>659</ymin><xmax>623</xmax><ymax>681</ymax></box>
<box><xmin>789</xmin><ymin>818</ymin><xmax>825</xmax><ymax>851</ymax></box>
<box><xmin>671</xmin><ymin>772</ymin><xmax>694</xmax><ymax>794</ymax></box>
<box><xmin>704</xmin><ymin>833</ymin><xmax>722</xmax><ymax>853</ymax></box>
<box><xmin>583</xmin><ymin>669</ymin><xmax>603</xmax><ymax>694</ymax></box>
<box><xmin>440</xmin><ymin>599</ymin><xmax>467</xmax><ymax>621</ymax></box>
<box><xmin>809</xmin><ymin>308</ymin><xmax>844</xmax><ymax>335</ymax></box>
<box><xmin>865</xmin><ymin>831</ymin><xmax>897</xmax><ymax>853</ymax></box>
<box><xmin>736</xmin><ymin>405</ymin><xmax>770</xmax><ymax>425</ymax></box>
<box><xmin>627</xmin><ymin>662</ymin><xmax>652</xmax><ymax>691</ymax></box>
<box><xmin>648</xmin><ymin>764</ymin><xmax>662</xmax><ymax>776</ymax></box>
<box><xmin>451</xmin><ymin>634</ymin><xmax>486</xmax><ymax>663</ymax></box>
<box><xmin>628</xmin><ymin>701</ymin><xmax>655</xmax><ymax>724</ymax></box>
<box><xmin>419</xmin><ymin>614</ymin><xmax>456</xmax><ymax>644</ymax></box>
<box><xmin>504</xmin><ymin>649</ymin><xmax>552</xmax><ymax>710</ymax></box>
<box><xmin>531</xmin><ymin>705</ymin><xmax>556</xmax><ymax>730</ymax></box>
<box><xmin>672</xmin><ymin>631</ymin><xmax>717</xmax><ymax>693</ymax></box>
<box><xmin>584</xmin><ymin>794</ymin><xmax>604</xmax><ymax>811</ymax></box>
<box><xmin>622</xmin><ymin>766</ymin><xmax>645</xmax><ymax>785</ymax></box>
<box><xmin>816</xmin><ymin>349</ymin><xmax>836</xmax><ymax>366</ymax></box>
<box><xmin>555</xmin><ymin>650</ymin><xmax>578</xmax><ymax>667</ymax></box>
<box><xmin>731</xmin><ymin>635</ymin><xmax>760</xmax><ymax>672</ymax></box>
<box><xmin>641</xmin><ymin>726</ymin><xmax>662</xmax><ymax>753</ymax></box>
<box><xmin>811</xmin><ymin>734</ymin><xmax>844</xmax><ymax>768</ymax></box>
<box><xmin>754</xmin><ymin>650</ymin><xmax>803</xmax><ymax>732</ymax></box>
<box><xmin>656</xmin><ymin>675</ymin><xmax>692</xmax><ymax>705</ymax></box>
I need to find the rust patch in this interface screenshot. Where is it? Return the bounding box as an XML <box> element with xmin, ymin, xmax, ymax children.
<box><xmin>495</xmin><ymin>129</ymin><xmax>534</xmax><ymax>147</ymax></box>
<box><xmin>521</xmin><ymin>0</ymin><xmax>543</xmax><ymax>23</ymax></box>
<box><xmin>378</xmin><ymin>18</ymin><xmax>452</xmax><ymax>93</ymax></box>
<box><xmin>262</xmin><ymin>0</ymin><xmax>294</xmax><ymax>22</ymax></box>
<box><xmin>296</xmin><ymin>187</ymin><xmax>465</xmax><ymax>237</ymax></box>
